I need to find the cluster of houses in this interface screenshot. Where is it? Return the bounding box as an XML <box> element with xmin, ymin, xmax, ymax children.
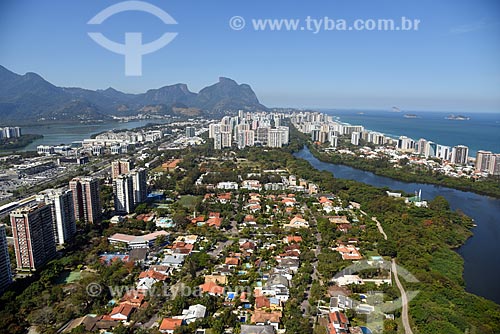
<box><xmin>195</xmin><ymin>170</ymin><xmax>320</xmax><ymax>195</ymax></box>
<box><xmin>63</xmin><ymin>162</ymin><xmax>396</xmax><ymax>333</ymax></box>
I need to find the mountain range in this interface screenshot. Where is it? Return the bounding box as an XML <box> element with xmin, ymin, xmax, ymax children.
<box><xmin>0</xmin><ymin>65</ymin><xmax>267</xmax><ymax>124</ymax></box>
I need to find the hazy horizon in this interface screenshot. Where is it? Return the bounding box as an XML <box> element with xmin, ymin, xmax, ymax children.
<box><xmin>1</xmin><ymin>0</ymin><xmax>499</xmax><ymax>113</ymax></box>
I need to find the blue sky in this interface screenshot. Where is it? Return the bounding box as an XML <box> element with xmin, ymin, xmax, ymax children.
<box><xmin>0</xmin><ymin>0</ymin><xmax>499</xmax><ymax>112</ymax></box>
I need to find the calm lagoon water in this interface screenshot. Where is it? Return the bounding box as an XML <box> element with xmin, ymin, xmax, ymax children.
<box><xmin>18</xmin><ymin>119</ymin><xmax>169</xmax><ymax>151</ymax></box>
<box><xmin>295</xmin><ymin>146</ymin><xmax>500</xmax><ymax>304</ymax></box>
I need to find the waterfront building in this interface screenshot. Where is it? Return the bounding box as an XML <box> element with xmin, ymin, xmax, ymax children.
<box><xmin>342</xmin><ymin>125</ymin><xmax>364</xmax><ymax>136</ymax></box>
<box><xmin>436</xmin><ymin>145</ymin><xmax>451</xmax><ymax>161</ymax></box>
<box><xmin>92</xmin><ymin>146</ymin><xmax>104</xmax><ymax>156</ymax></box>
<box><xmin>351</xmin><ymin>132</ymin><xmax>360</xmax><ymax>146</ymax></box>
<box><xmin>475</xmin><ymin>150</ymin><xmax>493</xmax><ymax>173</ymax></box>
<box><xmin>37</xmin><ymin>145</ymin><xmax>55</xmax><ymax>155</ymax></box>
<box><xmin>492</xmin><ymin>154</ymin><xmax>500</xmax><ymax>176</ymax></box>
<box><xmin>451</xmin><ymin>145</ymin><xmax>469</xmax><ymax>165</ymax></box>
<box><xmin>330</xmin><ymin>135</ymin><xmax>338</xmax><ymax>148</ymax></box>
<box><xmin>0</xmin><ymin>127</ymin><xmax>21</xmax><ymax>139</ymax></box>
<box><xmin>397</xmin><ymin>136</ymin><xmax>415</xmax><ymax>152</ymax></box>
<box><xmin>424</xmin><ymin>141</ymin><xmax>437</xmax><ymax>158</ymax></box>
<box><xmin>311</xmin><ymin>129</ymin><xmax>320</xmax><ymax>142</ymax></box>
<box><xmin>416</xmin><ymin>138</ymin><xmax>427</xmax><ymax>155</ymax></box>
<box><xmin>268</xmin><ymin>128</ymin><xmax>288</xmax><ymax>148</ymax></box>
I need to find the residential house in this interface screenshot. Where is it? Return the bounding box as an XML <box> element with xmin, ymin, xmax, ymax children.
<box><xmin>159</xmin><ymin>318</ymin><xmax>182</xmax><ymax>334</ymax></box>
<box><xmin>108</xmin><ymin>304</ymin><xmax>135</xmax><ymax>321</ymax></box>
<box><xmin>136</xmin><ymin>276</ymin><xmax>157</xmax><ymax>292</ymax></box>
<box><xmin>138</xmin><ymin>269</ymin><xmax>168</xmax><ymax>281</ymax></box>
<box><xmin>180</xmin><ymin>304</ymin><xmax>206</xmax><ymax>324</ymax></box>
<box><xmin>119</xmin><ymin>290</ymin><xmax>148</xmax><ymax>309</ymax></box>
<box><xmin>283</xmin><ymin>235</ymin><xmax>302</xmax><ymax>244</ymax></box>
<box><xmin>333</xmin><ymin>244</ymin><xmax>363</xmax><ymax>261</ymax></box>
<box><xmin>217</xmin><ymin>192</ymin><xmax>232</xmax><ymax>203</ymax></box>
<box><xmin>284</xmin><ymin>215</ymin><xmax>309</xmax><ymax>229</ymax></box>
<box><xmin>250</xmin><ymin>310</ymin><xmax>282</xmax><ymax>331</ymax></box>
<box><xmin>276</xmin><ymin>258</ymin><xmax>300</xmax><ymax>274</ymax></box>
<box><xmin>240</xmin><ymin>325</ymin><xmax>275</xmax><ymax>334</ymax></box>
<box><xmin>172</xmin><ymin>242</ymin><xmax>194</xmax><ymax>254</ymax></box>
<box><xmin>162</xmin><ymin>254</ymin><xmax>186</xmax><ymax>270</ymax></box>
<box><xmin>204</xmin><ymin>274</ymin><xmax>228</xmax><ymax>285</ymax></box>
<box><xmin>199</xmin><ymin>281</ymin><xmax>224</xmax><ymax>296</ymax></box>
<box><xmin>327</xmin><ymin>311</ymin><xmax>349</xmax><ymax>334</ymax></box>
<box><xmin>225</xmin><ymin>257</ymin><xmax>240</xmax><ymax>268</ymax></box>
<box><xmin>261</xmin><ymin>274</ymin><xmax>290</xmax><ymax>302</ymax></box>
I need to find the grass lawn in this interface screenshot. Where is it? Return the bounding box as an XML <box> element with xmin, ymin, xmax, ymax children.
<box><xmin>365</xmin><ymin>250</ymin><xmax>381</xmax><ymax>258</ymax></box>
<box><xmin>178</xmin><ymin>195</ymin><xmax>200</xmax><ymax>210</ymax></box>
<box><xmin>56</xmin><ymin>270</ymin><xmax>83</xmax><ymax>284</ymax></box>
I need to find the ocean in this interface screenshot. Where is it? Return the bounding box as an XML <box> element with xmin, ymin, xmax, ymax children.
<box><xmin>321</xmin><ymin>109</ymin><xmax>500</xmax><ymax>155</ymax></box>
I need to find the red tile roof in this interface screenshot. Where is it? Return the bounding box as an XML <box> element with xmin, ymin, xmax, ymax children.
<box><xmin>119</xmin><ymin>290</ymin><xmax>145</xmax><ymax>307</ymax></box>
<box><xmin>251</xmin><ymin>310</ymin><xmax>282</xmax><ymax>324</ymax></box>
<box><xmin>209</xmin><ymin>212</ymin><xmax>221</xmax><ymax>218</ymax></box>
<box><xmin>191</xmin><ymin>215</ymin><xmax>205</xmax><ymax>223</ymax></box>
<box><xmin>207</xmin><ymin>217</ymin><xmax>223</xmax><ymax>228</ymax></box>
<box><xmin>218</xmin><ymin>193</ymin><xmax>231</xmax><ymax>200</ymax></box>
<box><xmin>199</xmin><ymin>281</ymin><xmax>224</xmax><ymax>295</ymax></box>
<box><xmin>159</xmin><ymin>318</ymin><xmax>182</xmax><ymax>331</ymax></box>
<box><xmin>138</xmin><ymin>269</ymin><xmax>168</xmax><ymax>281</ymax></box>
<box><xmin>109</xmin><ymin>304</ymin><xmax>135</xmax><ymax>319</ymax></box>
<box><xmin>285</xmin><ymin>236</ymin><xmax>302</xmax><ymax>243</ymax></box>
<box><xmin>255</xmin><ymin>295</ymin><xmax>270</xmax><ymax>309</ymax></box>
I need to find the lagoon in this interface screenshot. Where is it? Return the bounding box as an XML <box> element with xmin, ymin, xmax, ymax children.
<box><xmin>295</xmin><ymin>146</ymin><xmax>500</xmax><ymax>304</ymax></box>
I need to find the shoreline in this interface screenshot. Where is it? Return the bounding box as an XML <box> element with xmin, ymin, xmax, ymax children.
<box><xmin>0</xmin><ymin>134</ymin><xmax>44</xmax><ymax>152</ymax></box>
<box><xmin>321</xmin><ymin>109</ymin><xmax>500</xmax><ymax>156</ymax></box>
<box><xmin>293</xmin><ymin>143</ymin><xmax>500</xmax><ymax>304</ymax></box>
<box><xmin>307</xmin><ymin>143</ymin><xmax>500</xmax><ymax>199</ymax></box>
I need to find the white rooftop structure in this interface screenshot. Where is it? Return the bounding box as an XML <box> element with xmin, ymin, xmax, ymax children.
<box><xmin>108</xmin><ymin>231</ymin><xmax>169</xmax><ymax>249</ymax></box>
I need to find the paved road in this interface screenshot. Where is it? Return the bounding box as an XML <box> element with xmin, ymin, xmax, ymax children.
<box><xmin>369</xmin><ymin>212</ymin><xmax>412</xmax><ymax>333</ymax></box>
<box><xmin>392</xmin><ymin>259</ymin><xmax>414</xmax><ymax>334</ymax></box>
<box><xmin>208</xmin><ymin>240</ymin><xmax>233</xmax><ymax>258</ymax></box>
<box><xmin>141</xmin><ymin>314</ymin><xmax>158</xmax><ymax>329</ymax></box>
<box><xmin>372</xmin><ymin>217</ymin><xmax>388</xmax><ymax>240</ymax></box>
<box><xmin>301</xmin><ymin>213</ymin><xmax>323</xmax><ymax>315</ymax></box>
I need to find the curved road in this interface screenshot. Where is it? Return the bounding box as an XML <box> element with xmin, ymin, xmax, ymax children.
<box><xmin>392</xmin><ymin>259</ymin><xmax>414</xmax><ymax>334</ymax></box>
<box><xmin>370</xmin><ymin>212</ymin><xmax>413</xmax><ymax>334</ymax></box>
<box><xmin>372</xmin><ymin>216</ymin><xmax>388</xmax><ymax>240</ymax></box>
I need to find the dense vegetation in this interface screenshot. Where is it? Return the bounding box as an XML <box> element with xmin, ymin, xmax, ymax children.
<box><xmin>0</xmin><ymin>128</ymin><xmax>498</xmax><ymax>334</ymax></box>
<box><xmin>239</xmin><ymin>138</ymin><xmax>500</xmax><ymax>334</ymax></box>
<box><xmin>0</xmin><ymin>134</ymin><xmax>43</xmax><ymax>150</ymax></box>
